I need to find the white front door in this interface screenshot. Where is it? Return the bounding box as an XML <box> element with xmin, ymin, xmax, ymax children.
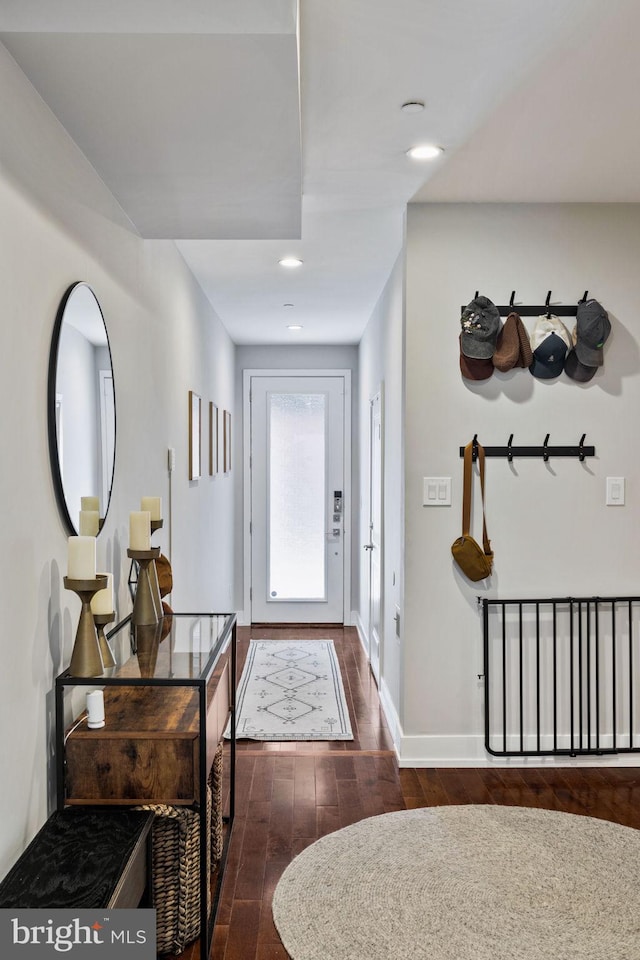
<box><xmin>250</xmin><ymin>375</ymin><xmax>346</xmax><ymax>623</ymax></box>
<box><xmin>367</xmin><ymin>392</ymin><xmax>382</xmax><ymax>682</ymax></box>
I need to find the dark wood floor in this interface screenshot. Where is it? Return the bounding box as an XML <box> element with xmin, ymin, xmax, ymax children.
<box><xmin>181</xmin><ymin>625</ymin><xmax>640</xmax><ymax>960</ymax></box>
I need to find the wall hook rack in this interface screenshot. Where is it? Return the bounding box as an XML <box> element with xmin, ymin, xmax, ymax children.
<box><xmin>461</xmin><ymin>292</ymin><xmax>588</xmax><ymax>318</ymax></box>
<box><xmin>460</xmin><ymin>434</ymin><xmax>595</xmax><ymax>461</ymax></box>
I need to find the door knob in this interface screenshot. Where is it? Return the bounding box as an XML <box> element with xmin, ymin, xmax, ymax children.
<box><xmin>363</xmin><ymin>543</ymin><xmax>373</xmax><ymax>551</ymax></box>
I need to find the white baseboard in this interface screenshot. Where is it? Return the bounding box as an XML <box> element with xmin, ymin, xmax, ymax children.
<box><xmin>352</xmin><ymin>616</ymin><xmax>402</xmax><ymax>757</ymax></box>
<box><xmin>378</xmin><ymin>678</ymin><xmax>402</xmax><ymax>758</ymax></box>
<box><xmin>396</xmin><ymin>733</ymin><xmax>640</xmax><ymax>768</ymax></box>
<box><xmin>354</xmin><ymin>612</ymin><xmax>369</xmax><ymax>655</ymax></box>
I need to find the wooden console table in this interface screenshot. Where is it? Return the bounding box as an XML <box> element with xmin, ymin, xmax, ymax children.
<box><xmin>55</xmin><ymin>611</ymin><xmax>237</xmax><ymax>959</ymax></box>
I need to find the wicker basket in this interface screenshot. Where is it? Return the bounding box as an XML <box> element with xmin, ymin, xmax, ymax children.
<box><xmin>210</xmin><ymin>739</ymin><xmax>224</xmax><ymax>864</ymax></box>
<box><xmin>139</xmin><ymin>741</ymin><xmax>225</xmax><ymax>955</ymax></box>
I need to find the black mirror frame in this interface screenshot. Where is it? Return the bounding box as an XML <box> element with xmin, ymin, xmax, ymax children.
<box><xmin>47</xmin><ymin>281</ymin><xmax>116</xmax><ymax>536</ymax></box>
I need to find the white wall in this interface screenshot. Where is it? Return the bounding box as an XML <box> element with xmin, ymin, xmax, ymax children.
<box><xmin>234</xmin><ymin>345</ymin><xmax>359</xmax><ymax>622</ymax></box>
<box><xmin>402</xmin><ymin>202</ymin><xmax>640</xmax><ymax>765</ymax></box>
<box><xmin>357</xmin><ymin>251</ymin><xmax>405</xmax><ymax>744</ymax></box>
<box><xmin>0</xmin><ymin>43</ymin><xmax>235</xmax><ymax>874</ymax></box>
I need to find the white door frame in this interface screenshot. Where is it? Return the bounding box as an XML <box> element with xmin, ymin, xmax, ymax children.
<box><xmin>367</xmin><ymin>387</ymin><xmax>383</xmax><ymax>683</ymax></box>
<box><xmin>242</xmin><ymin>369</ymin><xmax>352</xmax><ymax>625</ymax></box>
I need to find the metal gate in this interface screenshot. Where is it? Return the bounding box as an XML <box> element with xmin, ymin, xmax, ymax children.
<box><xmin>482</xmin><ymin>597</ymin><xmax>640</xmax><ymax>757</ymax></box>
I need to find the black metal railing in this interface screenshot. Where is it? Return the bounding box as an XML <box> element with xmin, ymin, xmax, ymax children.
<box><xmin>482</xmin><ymin>597</ymin><xmax>640</xmax><ymax>757</ymax></box>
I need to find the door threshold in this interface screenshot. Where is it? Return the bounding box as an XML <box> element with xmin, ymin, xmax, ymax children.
<box><xmin>250</xmin><ymin>622</ymin><xmax>345</xmax><ymax>629</ymax></box>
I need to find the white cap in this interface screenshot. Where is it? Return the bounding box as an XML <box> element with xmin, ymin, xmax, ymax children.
<box><xmin>530</xmin><ymin>314</ymin><xmax>572</xmax><ymax>351</ymax></box>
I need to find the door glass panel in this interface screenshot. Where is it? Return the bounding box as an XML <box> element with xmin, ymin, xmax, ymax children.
<box><xmin>268</xmin><ymin>393</ymin><xmax>326</xmax><ymax>600</ymax></box>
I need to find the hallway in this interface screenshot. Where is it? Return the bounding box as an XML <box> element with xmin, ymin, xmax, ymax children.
<box><xmin>202</xmin><ymin>626</ymin><xmax>640</xmax><ymax>959</ymax></box>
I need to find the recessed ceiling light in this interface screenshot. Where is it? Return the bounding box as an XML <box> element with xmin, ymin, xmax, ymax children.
<box><xmin>278</xmin><ymin>257</ymin><xmax>303</xmax><ymax>268</ymax></box>
<box><xmin>406</xmin><ymin>144</ymin><xmax>444</xmax><ymax>160</ymax></box>
<box><xmin>287</xmin><ymin>324</ymin><xmax>303</xmax><ymax>331</ymax></box>
<box><xmin>401</xmin><ymin>100</ymin><xmax>425</xmax><ymax>114</ymax></box>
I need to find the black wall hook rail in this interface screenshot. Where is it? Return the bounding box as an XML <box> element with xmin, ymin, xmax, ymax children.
<box><xmin>460</xmin><ymin>442</ymin><xmax>595</xmax><ymax>460</ymax></box>
<box><xmin>462</xmin><ymin>291</ymin><xmax>589</xmax><ymax>317</ymax></box>
<box><xmin>461</xmin><ymin>303</ymin><xmax>580</xmax><ymax>317</ymax></box>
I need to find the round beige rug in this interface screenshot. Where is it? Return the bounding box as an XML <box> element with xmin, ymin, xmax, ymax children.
<box><xmin>272</xmin><ymin>804</ymin><xmax>640</xmax><ymax>960</ymax></box>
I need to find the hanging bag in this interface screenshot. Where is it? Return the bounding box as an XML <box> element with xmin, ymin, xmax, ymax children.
<box><xmin>451</xmin><ymin>440</ymin><xmax>494</xmax><ymax>581</ymax></box>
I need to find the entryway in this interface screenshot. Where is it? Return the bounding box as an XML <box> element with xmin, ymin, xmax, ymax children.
<box><xmin>244</xmin><ymin>371</ymin><xmax>351</xmax><ymax>624</ymax></box>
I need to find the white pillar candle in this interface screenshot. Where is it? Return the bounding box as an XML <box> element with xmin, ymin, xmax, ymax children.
<box><xmin>81</xmin><ymin>496</ymin><xmax>100</xmax><ymax>513</ymax></box>
<box><xmin>67</xmin><ymin>536</ymin><xmax>97</xmax><ymax>580</ymax></box>
<box><xmin>141</xmin><ymin>496</ymin><xmax>162</xmax><ymax>521</ymax></box>
<box><xmin>129</xmin><ymin>511</ymin><xmax>151</xmax><ymax>551</ymax></box>
<box><xmin>91</xmin><ymin>573</ymin><xmax>114</xmax><ymax>615</ymax></box>
<box><xmin>79</xmin><ymin>510</ymin><xmax>100</xmax><ymax>537</ymax></box>
<box><xmin>86</xmin><ymin>690</ymin><xmax>105</xmax><ymax>729</ymax></box>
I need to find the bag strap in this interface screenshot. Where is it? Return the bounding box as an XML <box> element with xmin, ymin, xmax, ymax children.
<box><xmin>462</xmin><ymin>441</ymin><xmax>491</xmax><ymax>555</ymax></box>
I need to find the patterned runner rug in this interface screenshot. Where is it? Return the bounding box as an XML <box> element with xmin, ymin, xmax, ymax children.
<box><xmin>233</xmin><ymin>639</ymin><xmax>353</xmax><ymax>740</ymax></box>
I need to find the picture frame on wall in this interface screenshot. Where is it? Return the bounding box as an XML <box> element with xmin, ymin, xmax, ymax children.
<box><xmin>209</xmin><ymin>402</ymin><xmax>219</xmax><ymax>476</ymax></box>
<box><xmin>189</xmin><ymin>390</ymin><xmax>201</xmax><ymax>481</ymax></box>
<box><xmin>223</xmin><ymin>410</ymin><xmax>231</xmax><ymax>474</ymax></box>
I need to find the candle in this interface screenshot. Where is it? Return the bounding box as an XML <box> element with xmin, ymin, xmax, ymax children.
<box><xmin>141</xmin><ymin>496</ymin><xmax>162</xmax><ymax>522</ymax></box>
<box><xmin>81</xmin><ymin>496</ymin><xmax>100</xmax><ymax>513</ymax></box>
<box><xmin>91</xmin><ymin>573</ymin><xmax>114</xmax><ymax>615</ymax></box>
<box><xmin>86</xmin><ymin>690</ymin><xmax>105</xmax><ymax>729</ymax></box>
<box><xmin>79</xmin><ymin>510</ymin><xmax>100</xmax><ymax>537</ymax></box>
<box><xmin>67</xmin><ymin>536</ymin><xmax>97</xmax><ymax>580</ymax></box>
<box><xmin>129</xmin><ymin>511</ymin><xmax>151</xmax><ymax>551</ymax></box>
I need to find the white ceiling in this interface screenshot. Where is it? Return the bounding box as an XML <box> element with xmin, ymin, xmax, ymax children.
<box><xmin>2</xmin><ymin>0</ymin><xmax>639</xmax><ymax>345</ymax></box>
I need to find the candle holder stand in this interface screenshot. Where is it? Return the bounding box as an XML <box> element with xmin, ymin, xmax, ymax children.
<box><xmin>93</xmin><ymin>612</ymin><xmax>116</xmax><ymax>669</ymax></box>
<box><xmin>64</xmin><ymin>575</ymin><xmax>108</xmax><ymax>677</ymax></box>
<box><xmin>127</xmin><ymin>548</ymin><xmax>161</xmax><ymax>626</ymax></box>
<box><xmin>149</xmin><ymin>519</ymin><xmax>164</xmax><ymax>615</ymax></box>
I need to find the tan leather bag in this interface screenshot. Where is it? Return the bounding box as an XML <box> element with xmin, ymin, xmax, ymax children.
<box><xmin>451</xmin><ymin>441</ymin><xmax>494</xmax><ymax>581</ymax></box>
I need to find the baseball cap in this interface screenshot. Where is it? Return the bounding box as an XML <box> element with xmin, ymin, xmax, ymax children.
<box><xmin>460</xmin><ymin>295</ymin><xmax>501</xmax><ymax>359</ymax></box>
<box><xmin>564</xmin><ymin>348</ymin><xmax>597</xmax><ymax>383</ymax></box>
<box><xmin>574</xmin><ymin>299</ymin><xmax>610</xmax><ymax>366</ymax></box>
<box><xmin>459</xmin><ymin>335</ymin><xmax>493</xmax><ymax>381</ymax></box>
<box><xmin>529</xmin><ymin>315</ymin><xmax>572</xmax><ymax>379</ymax></box>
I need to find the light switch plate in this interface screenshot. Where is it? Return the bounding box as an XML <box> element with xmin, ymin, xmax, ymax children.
<box><xmin>423</xmin><ymin>477</ymin><xmax>452</xmax><ymax>506</ymax></box>
<box><xmin>606</xmin><ymin>476</ymin><xmax>625</xmax><ymax>506</ymax></box>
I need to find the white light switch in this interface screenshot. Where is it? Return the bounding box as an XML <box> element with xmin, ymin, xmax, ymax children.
<box><xmin>606</xmin><ymin>477</ymin><xmax>625</xmax><ymax>506</ymax></box>
<box><xmin>423</xmin><ymin>477</ymin><xmax>451</xmax><ymax>506</ymax></box>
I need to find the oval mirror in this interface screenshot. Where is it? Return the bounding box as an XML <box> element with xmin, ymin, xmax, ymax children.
<box><xmin>48</xmin><ymin>282</ymin><xmax>116</xmax><ymax>536</ymax></box>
